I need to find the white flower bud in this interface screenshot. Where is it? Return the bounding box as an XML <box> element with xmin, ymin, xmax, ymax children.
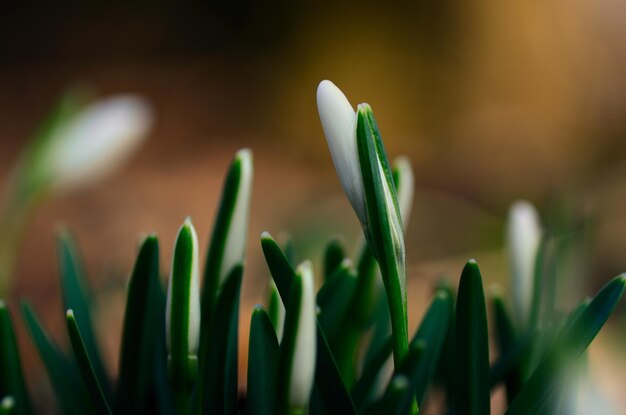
<box><xmin>45</xmin><ymin>95</ymin><xmax>153</xmax><ymax>192</ymax></box>
<box><xmin>507</xmin><ymin>200</ymin><xmax>542</xmax><ymax>325</ymax></box>
<box><xmin>317</xmin><ymin>80</ymin><xmax>367</xmax><ymax>226</ymax></box>
<box><xmin>392</xmin><ymin>156</ymin><xmax>414</xmax><ymax>231</ymax></box>
<box><xmin>289</xmin><ymin>260</ymin><xmax>316</xmax><ymax>409</ymax></box>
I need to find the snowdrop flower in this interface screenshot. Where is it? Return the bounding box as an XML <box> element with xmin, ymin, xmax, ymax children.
<box><xmin>43</xmin><ymin>94</ymin><xmax>153</xmax><ymax>192</ymax></box>
<box><xmin>218</xmin><ymin>148</ymin><xmax>253</xmax><ymax>285</ymax></box>
<box><xmin>317</xmin><ymin>80</ymin><xmax>366</xmax><ymax>226</ymax></box>
<box><xmin>166</xmin><ymin>218</ymin><xmax>201</xmax><ymax>355</ymax></box>
<box><xmin>507</xmin><ymin>200</ymin><xmax>542</xmax><ymax>325</ymax></box>
<box><xmin>289</xmin><ymin>260</ymin><xmax>316</xmax><ymax>410</ymax></box>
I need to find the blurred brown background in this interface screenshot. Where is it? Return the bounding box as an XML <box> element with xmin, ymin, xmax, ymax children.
<box><xmin>2</xmin><ymin>0</ymin><xmax>626</xmax><ymax>411</ymax></box>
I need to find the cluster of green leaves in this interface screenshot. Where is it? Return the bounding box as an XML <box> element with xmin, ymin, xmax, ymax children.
<box><xmin>1</xmin><ymin>110</ymin><xmax>625</xmax><ymax>415</ymax></box>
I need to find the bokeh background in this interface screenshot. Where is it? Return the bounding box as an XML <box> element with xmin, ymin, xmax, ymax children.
<box><xmin>2</xmin><ymin>1</ymin><xmax>626</xmax><ymax>412</ymax></box>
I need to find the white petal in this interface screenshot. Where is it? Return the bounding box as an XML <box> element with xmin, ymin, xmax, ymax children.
<box><xmin>46</xmin><ymin>95</ymin><xmax>153</xmax><ymax>192</ymax></box>
<box><xmin>317</xmin><ymin>80</ymin><xmax>366</xmax><ymax>225</ymax></box>
<box><xmin>166</xmin><ymin>218</ymin><xmax>201</xmax><ymax>354</ymax></box>
<box><xmin>392</xmin><ymin>156</ymin><xmax>414</xmax><ymax>231</ymax></box>
<box><xmin>219</xmin><ymin>149</ymin><xmax>253</xmax><ymax>284</ymax></box>
<box><xmin>507</xmin><ymin>200</ymin><xmax>542</xmax><ymax>325</ymax></box>
<box><xmin>289</xmin><ymin>260</ymin><xmax>317</xmax><ymax>409</ymax></box>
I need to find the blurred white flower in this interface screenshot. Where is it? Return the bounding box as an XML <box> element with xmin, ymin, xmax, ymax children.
<box><xmin>166</xmin><ymin>218</ymin><xmax>201</xmax><ymax>355</ymax></box>
<box><xmin>507</xmin><ymin>200</ymin><xmax>542</xmax><ymax>325</ymax></box>
<box><xmin>317</xmin><ymin>80</ymin><xmax>366</xmax><ymax>226</ymax></box>
<box><xmin>289</xmin><ymin>260</ymin><xmax>317</xmax><ymax>409</ymax></box>
<box><xmin>44</xmin><ymin>94</ymin><xmax>153</xmax><ymax>192</ymax></box>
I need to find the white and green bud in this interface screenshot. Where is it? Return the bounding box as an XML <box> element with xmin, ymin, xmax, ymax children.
<box><xmin>392</xmin><ymin>156</ymin><xmax>414</xmax><ymax>231</ymax></box>
<box><xmin>316</xmin><ymin>80</ymin><xmax>367</xmax><ymax>226</ymax></box>
<box><xmin>507</xmin><ymin>200</ymin><xmax>542</xmax><ymax>325</ymax></box>
<box><xmin>286</xmin><ymin>261</ymin><xmax>317</xmax><ymax>411</ymax></box>
<box><xmin>218</xmin><ymin>148</ymin><xmax>253</xmax><ymax>285</ymax></box>
<box><xmin>166</xmin><ymin>218</ymin><xmax>201</xmax><ymax>356</ymax></box>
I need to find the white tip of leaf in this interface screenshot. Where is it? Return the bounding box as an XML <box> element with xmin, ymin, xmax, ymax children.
<box><xmin>317</xmin><ymin>80</ymin><xmax>367</xmax><ymax>225</ymax></box>
<box><xmin>66</xmin><ymin>309</ymin><xmax>74</xmax><ymax>318</ymax></box>
<box><xmin>392</xmin><ymin>156</ymin><xmax>414</xmax><ymax>231</ymax></box>
<box><xmin>507</xmin><ymin>200</ymin><xmax>542</xmax><ymax>324</ymax></box>
<box><xmin>289</xmin><ymin>260</ymin><xmax>317</xmax><ymax>409</ymax></box>
<box><xmin>46</xmin><ymin>95</ymin><xmax>153</xmax><ymax>192</ymax></box>
<box><xmin>166</xmin><ymin>218</ymin><xmax>201</xmax><ymax>355</ymax></box>
<box><xmin>219</xmin><ymin>149</ymin><xmax>254</xmax><ymax>285</ymax></box>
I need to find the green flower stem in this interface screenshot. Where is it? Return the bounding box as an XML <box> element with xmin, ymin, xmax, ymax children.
<box><xmin>356</xmin><ymin>105</ymin><xmax>409</xmax><ymax>368</ymax></box>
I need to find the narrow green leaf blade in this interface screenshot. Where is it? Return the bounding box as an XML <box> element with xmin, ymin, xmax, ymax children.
<box><xmin>115</xmin><ymin>235</ymin><xmax>161</xmax><ymax>413</ymax></box>
<box><xmin>455</xmin><ymin>260</ymin><xmax>490</xmax><ymax>415</ymax></box>
<box><xmin>323</xmin><ymin>239</ymin><xmax>346</xmax><ymax>280</ymax></box>
<box><xmin>491</xmin><ymin>293</ymin><xmax>523</xmax><ymax>403</ymax></box>
<box><xmin>261</xmin><ymin>236</ymin><xmax>356</xmax><ymax>414</ymax></box>
<box><xmin>0</xmin><ymin>301</ymin><xmax>31</xmax><ymax>415</ymax></box>
<box><xmin>261</xmin><ymin>232</ymin><xmax>295</xmax><ymax>299</ymax></box>
<box><xmin>506</xmin><ymin>274</ymin><xmax>626</xmax><ymax>415</ymax></box>
<box><xmin>200</xmin><ymin>265</ymin><xmax>242</xmax><ymax>415</ymax></box>
<box><xmin>57</xmin><ymin>230</ymin><xmax>111</xmax><ymax>401</ymax></box>
<box><xmin>66</xmin><ymin>310</ymin><xmax>111</xmax><ymax>415</ymax></box>
<box><xmin>247</xmin><ymin>306</ymin><xmax>279</xmax><ymax>415</ymax></box>
<box><xmin>409</xmin><ymin>289</ymin><xmax>452</xmax><ymax>406</ymax></box>
<box><xmin>20</xmin><ymin>302</ymin><xmax>90</xmax><ymax>414</ymax></box>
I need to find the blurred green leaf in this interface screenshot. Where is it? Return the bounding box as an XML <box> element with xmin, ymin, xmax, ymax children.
<box><xmin>247</xmin><ymin>306</ymin><xmax>279</xmax><ymax>415</ymax></box>
<box><xmin>409</xmin><ymin>289</ymin><xmax>451</xmax><ymax>406</ymax></box>
<box><xmin>199</xmin><ymin>265</ymin><xmax>242</xmax><ymax>415</ymax></box>
<box><xmin>57</xmin><ymin>230</ymin><xmax>111</xmax><ymax>401</ymax></box>
<box><xmin>351</xmin><ymin>336</ymin><xmax>392</xmax><ymax>411</ymax></box>
<box><xmin>20</xmin><ymin>302</ymin><xmax>91</xmax><ymax>414</ymax></box>
<box><xmin>455</xmin><ymin>260</ymin><xmax>490</xmax><ymax>415</ymax></box>
<box><xmin>0</xmin><ymin>302</ymin><xmax>31</xmax><ymax>415</ymax></box>
<box><xmin>323</xmin><ymin>239</ymin><xmax>346</xmax><ymax>280</ymax></box>
<box><xmin>66</xmin><ymin>310</ymin><xmax>111</xmax><ymax>415</ymax></box>
<box><xmin>115</xmin><ymin>235</ymin><xmax>161</xmax><ymax>414</ymax></box>
<box><xmin>364</xmin><ymin>375</ymin><xmax>411</xmax><ymax>415</ymax></box>
<box><xmin>491</xmin><ymin>294</ymin><xmax>523</xmax><ymax>403</ymax></box>
<box><xmin>507</xmin><ymin>274</ymin><xmax>626</xmax><ymax>415</ymax></box>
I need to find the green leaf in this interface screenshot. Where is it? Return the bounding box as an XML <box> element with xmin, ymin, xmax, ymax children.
<box><xmin>267</xmin><ymin>280</ymin><xmax>285</xmax><ymax>340</ymax></box>
<box><xmin>409</xmin><ymin>289</ymin><xmax>451</xmax><ymax>406</ymax></box>
<box><xmin>356</xmin><ymin>104</ymin><xmax>408</xmax><ymax>367</ymax></box>
<box><xmin>261</xmin><ymin>232</ymin><xmax>296</xmax><ymax>298</ymax></box>
<box><xmin>455</xmin><ymin>260</ymin><xmax>490</xmax><ymax>415</ymax></box>
<box><xmin>115</xmin><ymin>235</ymin><xmax>162</xmax><ymax>414</ymax></box>
<box><xmin>166</xmin><ymin>220</ymin><xmax>200</xmax><ymax>413</ymax></box>
<box><xmin>57</xmin><ymin>230</ymin><xmax>111</xmax><ymax>401</ymax></box>
<box><xmin>20</xmin><ymin>302</ymin><xmax>91</xmax><ymax>414</ymax></box>
<box><xmin>314</xmin><ymin>323</ymin><xmax>358</xmax><ymax>415</ymax></box>
<box><xmin>506</xmin><ymin>274</ymin><xmax>626</xmax><ymax>415</ymax></box>
<box><xmin>0</xmin><ymin>301</ymin><xmax>31</xmax><ymax>415</ymax></box>
<box><xmin>66</xmin><ymin>310</ymin><xmax>111</xmax><ymax>415</ymax></box>
<box><xmin>199</xmin><ymin>265</ymin><xmax>242</xmax><ymax>415</ymax></box>
<box><xmin>197</xmin><ymin>150</ymin><xmax>252</xmax><ymax>413</ymax></box>
<box><xmin>491</xmin><ymin>293</ymin><xmax>523</xmax><ymax>403</ymax></box>
<box><xmin>261</xmin><ymin>235</ymin><xmax>356</xmax><ymax>415</ymax></box>
<box><xmin>364</xmin><ymin>375</ymin><xmax>412</xmax><ymax>415</ymax></box>
<box><xmin>351</xmin><ymin>336</ymin><xmax>392</xmax><ymax>411</ymax></box>
<box><xmin>323</xmin><ymin>239</ymin><xmax>346</xmax><ymax>280</ymax></box>
<box><xmin>316</xmin><ymin>261</ymin><xmax>356</xmax><ymax>340</ymax></box>
<box><xmin>247</xmin><ymin>306</ymin><xmax>280</xmax><ymax>415</ymax></box>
